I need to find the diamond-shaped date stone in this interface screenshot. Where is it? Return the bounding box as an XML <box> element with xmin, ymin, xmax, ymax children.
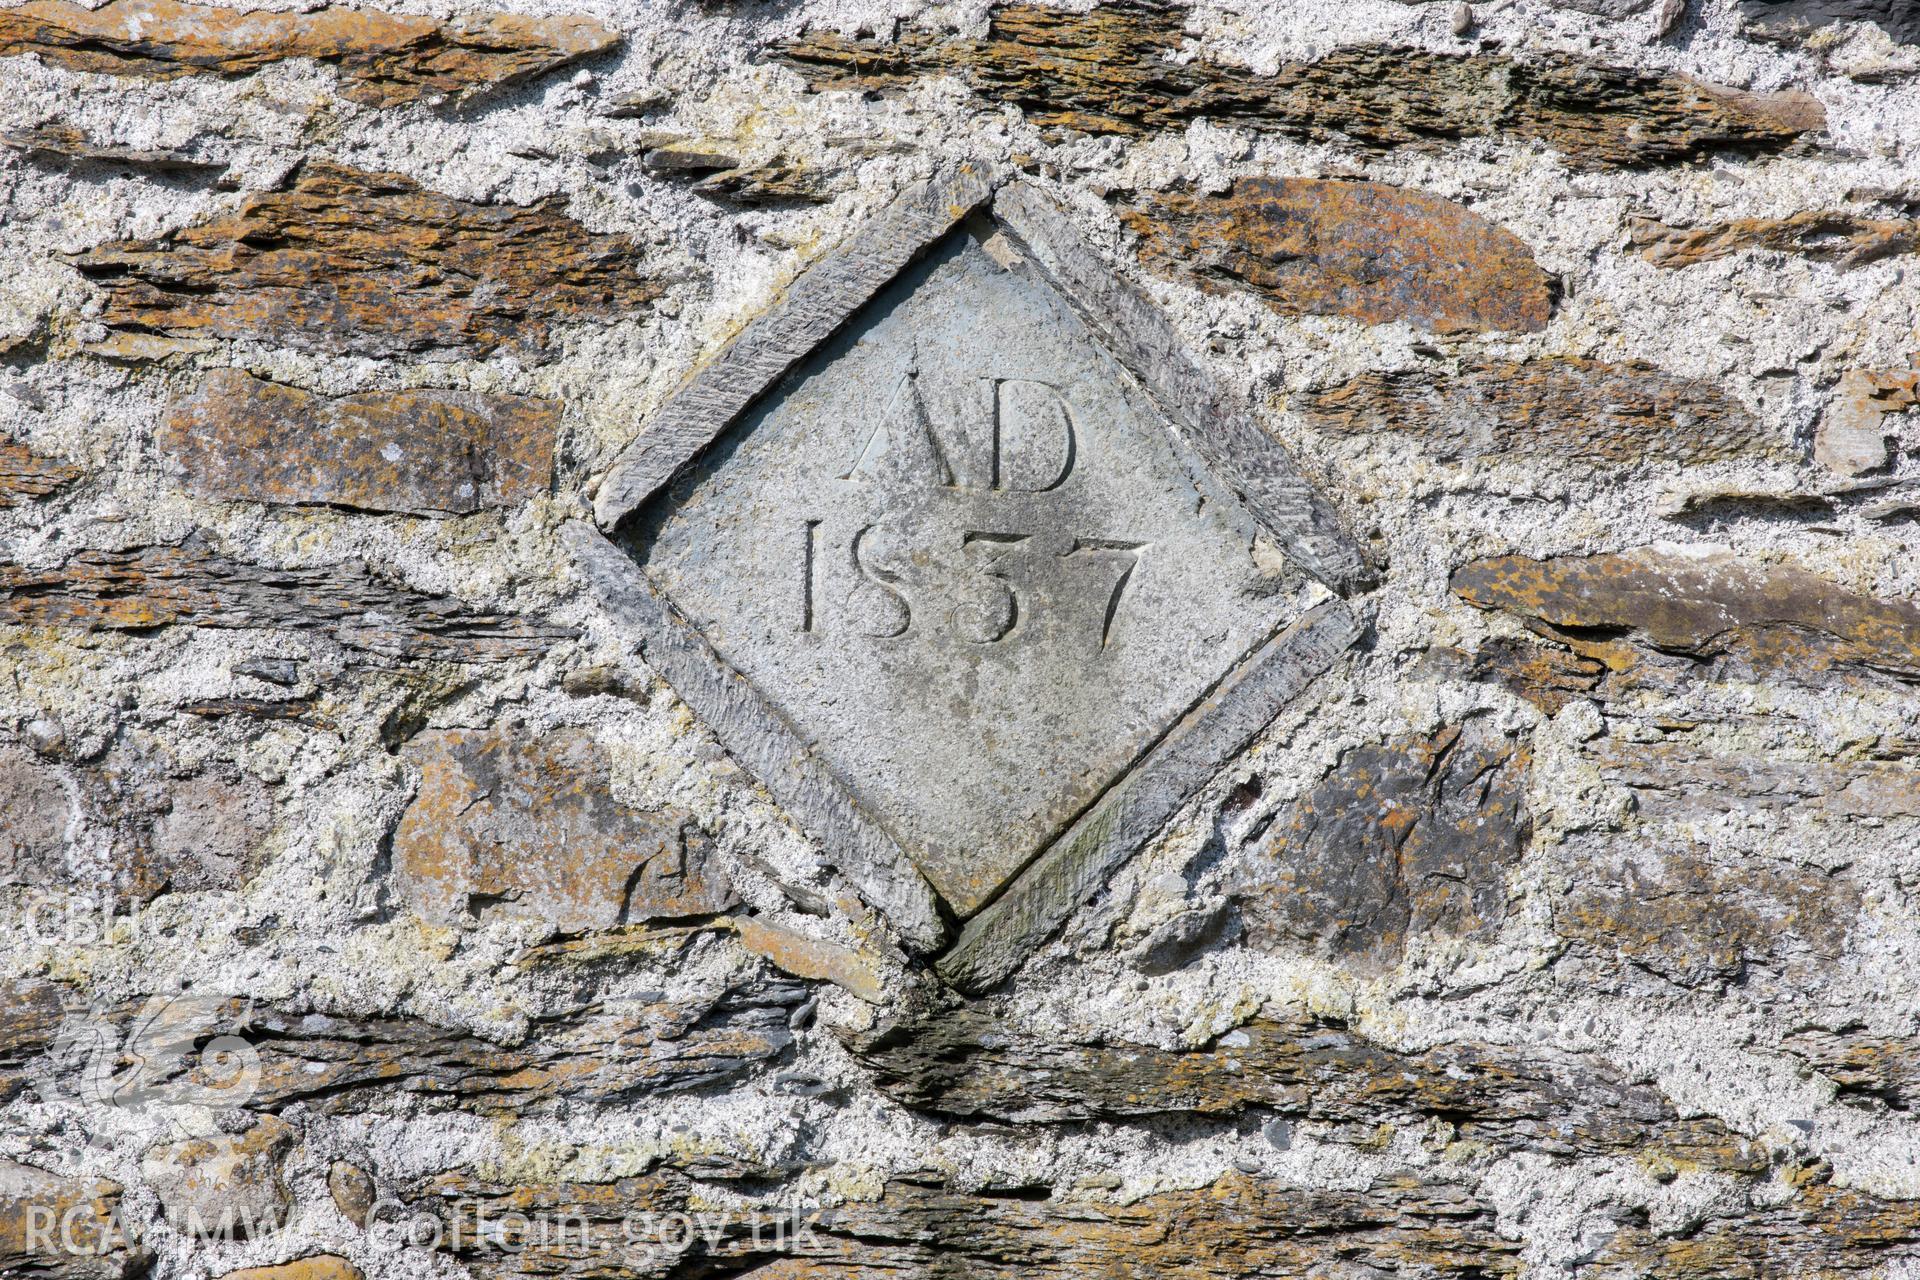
<box><xmin>579</xmin><ymin>175</ymin><xmax>1364</xmax><ymax>983</ymax></box>
<box><xmin>626</xmin><ymin>224</ymin><xmax>1306</xmax><ymax>916</ymax></box>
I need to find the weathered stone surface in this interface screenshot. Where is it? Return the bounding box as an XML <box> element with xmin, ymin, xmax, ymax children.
<box><xmin>2</xmin><ymin>123</ymin><xmax>224</xmax><ymax>174</ymax></box>
<box><xmin>1630</xmin><ymin>211</ymin><xmax>1920</xmax><ymax>268</ymax></box>
<box><xmin>691</xmin><ymin>157</ymin><xmax>834</xmax><ymax>206</ymax></box>
<box><xmin>0</xmin><ymin>981</ymin><xmax>66</xmax><ymax>1105</ymax></box>
<box><xmin>69</xmin><ymin>161</ymin><xmax>660</xmax><ymax>361</ymax></box>
<box><xmin>1783</xmin><ymin>1027</ymin><xmax>1920</xmax><ymax>1109</ymax></box>
<box><xmin>0</xmin><ymin>976</ymin><xmax>804</xmax><ymax>1118</ymax></box>
<box><xmin>162</xmin><ymin>370</ymin><xmax>557</xmax><ymax>515</ymax></box>
<box><xmin>219</xmin><ymin>1259</ymin><xmax>363</xmax><ymax>1280</ymax></box>
<box><xmin>0</xmin><ymin>439</ymin><xmax>81</xmax><ymax>508</ymax></box>
<box><xmin>1589</xmin><ymin>1176</ymin><xmax>1920</xmax><ymax>1275</ymax></box>
<box><xmin>392</xmin><ymin>728</ymin><xmax>737</xmax><ymax>932</ymax></box>
<box><xmin>1592</xmin><ymin>740</ymin><xmax>1920</xmax><ymax>821</ymax></box>
<box><xmin>405</xmin><ymin>1143</ymin><xmax>1920</xmax><ymax>1278</ymax></box>
<box><xmin>1</xmin><ymin>743</ymin><xmax>274</xmax><ymax>901</ymax></box>
<box><xmin>0</xmin><ymin>0</ymin><xmax>620</xmax><ymax>106</ymax></box>
<box><xmin>1817</xmin><ymin>367</ymin><xmax>1918</xmax><ymax>475</ymax></box>
<box><xmin>1555</xmin><ymin>843</ymin><xmax>1861</xmax><ymax>987</ymax></box>
<box><xmin>1420</xmin><ymin>638</ymin><xmax>1607</xmax><ymax>713</ymax></box>
<box><xmin>772</xmin><ymin>3</ymin><xmax>1824</xmax><ymax>168</ymax></box>
<box><xmin>1229</xmin><ymin>722</ymin><xmax>1531</xmax><ymax>966</ymax></box>
<box><xmin>0</xmin><ymin>1161</ymin><xmax>144</xmax><ymax>1280</ymax></box>
<box><xmin>1450</xmin><ymin>549</ymin><xmax>1920</xmax><ymax>685</ymax></box>
<box><xmin>142</xmin><ymin>1115</ymin><xmax>298</xmax><ymax>1239</ymax></box>
<box><xmin>1120</xmin><ymin>178</ymin><xmax>1552</xmax><ymax>334</ymax></box>
<box><xmin>234</xmin><ymin>983</ymin><xmax>805</xmax><ymax>1112</ymax></box>
<box><xmin>1291</xmin><ymin>358</ymin><xmax>1772</xmax><ymax>465</ymax></box>
<box><xmin>846</xmin><ymin>1005</ymin><xmax>1763</xmax><ymax>1170</ymax></box>
<box><xmin>1739</xmin><ymin>0</ymin><xmax>1920</xmax><ymax>45</ymax></box>
<box><xmin>627</xmin><ymin>217</ymin><xmax>1304</xmax><ymax>919</ymax></box>
<box><xmin>0</xmin><ymin>538</ymin><xmax>576</xmax><ymax>663</ymax></box>
<box><xmin>410</xmin><ymin>1166</ymin><xmax>1523</xmax><ymax>1279</ymax></box>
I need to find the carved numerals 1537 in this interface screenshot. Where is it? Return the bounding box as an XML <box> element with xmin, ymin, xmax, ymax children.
<box><xmin>800</xmin><ymin>523</ymin><xmax>1145</xmax><ymax>648</ymax></box>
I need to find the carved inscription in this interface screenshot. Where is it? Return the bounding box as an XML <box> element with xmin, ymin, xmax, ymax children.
<box><xmin>799</xmin><ymin>371</ymin><xmax>1143</xmax><ymax>645</ymax></box>
<box><xmin>631</xmin><ymin>227</ymin><xmax>1301</xmax><ymax>915</ymax></box>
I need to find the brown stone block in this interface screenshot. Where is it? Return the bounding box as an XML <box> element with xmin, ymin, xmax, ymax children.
<box><xmin>1229</xmin><ymin>721</ymin><xmax>1531</xmax><ymax>967</ymax></box>
<box><xmin>1292</xmin><ymin>358</ymin><xmax>1774</xmax><ymax>466</ymax></box>
<box><xmin>728</xmin><ymin>916</ymin><xmax>886</xmax><ymax>1003</ymax></box>
<box><xmin>1630</xmin><ymin>211</ymin><xmax>1920</xmax><ymax>269</ymax></box>
<box><xmin>408</xmin><ymin>1165</ymin><xmax>1522</xmax><ymax>1279</ymax></box>
<box><xmin>162</xmin><ymin>370</ymin><xmax>557</xmax><ymax>515</ymax></box>
<box><xmin>142</xmin><ymin>1115</ymin><xmax>297</xmax><ymax>1239</ymax></box>
<box><xmin>1738</xmin><ymin>0</ymin><xmax>1920</xmax><ymax>46</ymax></box>
<box><xmin>68</xmin><ymin>161</ymin><xmax>661</xmax><ymax>361</ymax></box>
<box><xmin>0</xmin><ymin>439</ymin><xmax>82</xmax><ymax>509</ymax></box>
<box><xmin>0</xmin><ymin>0</ymin><xmax>619</xmax><ymax>106</ymax></box>
<box><xmin>219</xmin><ymin>1259</ymin><xmax>362</xmax><ymax>1280</ymax></box>
<box><xmin>1</xmin><ymin>123</ymin><xmax>225</xmax><ymax>175</ymax></box>
<box><xmin>0</xmin><ymin>538</ymin><xmax>576</xmax><ymax>663</ymax></box>
<box><xmin>1419</xmin><ymin>638</ymin><xmax>1608</xmax><ymax>713</ymax></box>
<box><xmin>1592</xmin><ymin>741</ymin><xmax>1920</xmax><ymax>821</ymax></box>
<box><xmin>1555</xmin><ymin>843</ymin><xmax>1860</xmax><ymax>987</ymax></box>
<box><xmin>772</xmin><ymin>3</ymin><xmax>1824</xmax><ymax>168</ymax></box>
<box><xmin>0</xmin><ymin>1160</ymin><xmax>145</xmax><ymax>1280</ymax></box>
<box><xmin>393</xmin><ymin>728</ymin><xmax>737</xmax><ymax>932</ymax></box>
<box><xmin>0</xmin><ymin>743</ymin><xmax>274</xmax><ymax>902</ymax></box>
<box><xmin>0</xmin><ymin>976</ymin><xmax>804</xmax><ymax>1117</ymax></box>
<box><xmin>1591</xmin><ymin>1176</ymin><xmax>1920</xmax><ymax>1276</ymax></box>
<box><xmin>847</xmin><ymin>1005</ymin><xmax>1766</xmax><ymax>1171</ymax></box>
<box><xmin>1782</xmin><ymin>1027</ymin><xmax>1920</xmax><ymax>1110</ymax></box>
<box><xmin>1450</xmin><ymin>548</ymin><xmax>1920</xmax><ymax>684</ymax></box>
<box><xmin>239</xmin><ymin>986</ymin><xmax>803</xmax><ymax>1112</ymax></box>
<box><xmin>1817</xmin><ymin>366</ymin><xmax>1919</xmax><ymax>476</ymax></box>
<box><xmin>1122</xmin><ymin>178</ymin><xmax>1551</xmax><ymax>334</ymax></box>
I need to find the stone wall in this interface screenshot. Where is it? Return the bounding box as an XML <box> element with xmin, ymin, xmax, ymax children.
<box><xmin>2</xmin><ymin>0</ymin><xmax>1919</xmax><ymax>1276</ymax></box>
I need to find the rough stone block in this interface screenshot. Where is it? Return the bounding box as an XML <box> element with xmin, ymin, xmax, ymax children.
<box><xmin>1739</xmin><ymin>0</ymin><xmax>1920</xmax><ymax>45</ymax></box>
<box><xmin>0</xmin><ymin>1161</ymin><xmax>144</xmax><ymax>1280</ymax></box>
<box><xmin>0</xmin><ymin>0</ymin><xmax>619</xmax><ymax>105</ymax></box>
<box><xmin>69</xmin><ymin>161</ymin><xmax>660</xmax><ymax>361</ymax></box>
<box><xmin>1451</xmin><ymin>548</ymin><xmax>1920</xmax><ymax>685</ymax></box>
<box><xmin>1122</xmin><ymin>177</ymin><xmax>1552</xmax><ymax>334</ymax></box>
<box><xmin>1817</xmin><ymin>367</ymin><xmax>1918</xmax><ymax>475</ymax></box>
<box><xmin>0</xmin><ymin>538</ymin><xmax>576</xmax><ymax>664</ymax></box>
<box><xmin>1229</xmin><ymin>722</ymin><xmax>1531</xmax><ymax>967</ymax></box>
<box><xmin>1630</xmin><ymin>211</ymin><xmax>1920</xmax><ymax>269</ymax></box>
<box><xmin>0</xmin><ymin>439</ymin><xmax>81</xmax><ymax>508</ymax></box>
<box><xmin>142</xmin><ymin>1115</ymin><xmax>298</xmax><ymax>1239</ymax></box>
<box><xmin>773</xmin><ymin>3</ymin><xmax>1824</xmax><ymax>167</ymax></box>
<box><xmin>162</xmin><ymin>370</ymin><xmax>557</xmax><ymax>514</ymax></box>
<box><xmin>393</xmin><ymin>728</ymin><xmax>737</xmax><ymax>932</ymax></box>
<box><xmin>1291</xmin><ymin>358</ymin><xmax>1773</xmax><ymax>465</ymax></box>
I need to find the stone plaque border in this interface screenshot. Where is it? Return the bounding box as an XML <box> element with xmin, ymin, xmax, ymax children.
<box><xmin>573</xmin><ymin>166</ymin><xmax>1368</xmax><ymax>988</ymax></box>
